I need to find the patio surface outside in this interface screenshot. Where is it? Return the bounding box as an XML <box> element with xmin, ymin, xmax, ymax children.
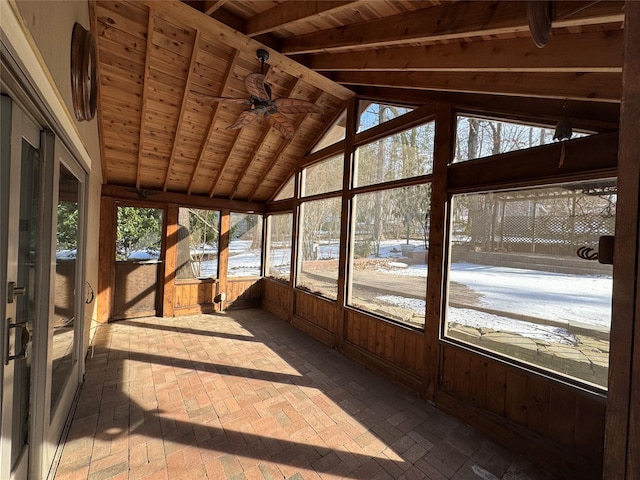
<box><xmin>53</xmin><ymin>308</ymin><xmax>555</xmax><ymax>480</ymax></box>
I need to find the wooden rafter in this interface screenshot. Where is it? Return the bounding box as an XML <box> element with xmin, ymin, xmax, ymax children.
<box><xmin>187</xmin><ymin>48</ymin><xmax>240</xmax><ymax>194</ymax></box>
<box><xmin>141</xmin><ymin>0</ymin><xmax>353</xmax><ymax>100</ymax></box>
<box><xmin>136</xmin><ymin>5</ymin><xmax>155</xmax><ymax>189</ymax></box>
<box><xmin>163</xmin><ymin>29</ymin><xmax>201</xmax><ymax>192</ymax></box>
<box><xmin>228</xmin><ymin>125</ymin><xmax>273</xmax><ymax>200</ymax></box>
<box><xmin>209</xmin><ymin>130</ymin><xmax>243</xmax><ymax>198</ymax></box>
<box><xmin>353</xmin><ymin>86</ymin><xmax>621</xmax><ymax>131</ymax></box>
<box><xmin>328</xmin><ymin>71</ymin><xmax>622</xmax><ymax>103</ymax></box>
<box><xmin>203</xmin><ymin>0</ymin><xmax>229</xmax><ymax>16</ymax></box>
<box><xmin>245</xmin><ymin>1</ymin><xmax>360</xmax><ymax>37</ymax></box>
<box><xmin>89</xmin><ymin>0</ymin><xmax>108</xmax><ymax>184</ymax></box>
<box><xmin>280</xmin><ymin>1</ymin><xmax>624</xmax><ymax>54</ymax></box>
<box><xmin>301</xmin><ymin>30</ymin><xmax>623</xmax><ymax>73</ymax></box>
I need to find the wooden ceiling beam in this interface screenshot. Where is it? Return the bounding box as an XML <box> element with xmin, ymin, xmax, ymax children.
<box><xmin>163</xmin><ymin>29</ymin><xmax>200</xmax><ymax>192</ymax></box>
<box><xmin>136</xmin><ymin>6</ymin><xmax>154</xmax><ymax>189</ymax></box>
<box><xmin>101</xmin><ymin>184</ymin><xmax>265</xmax><ymax>213</ymax></box>
<box><xmin>245</xmin><ymin>1</ymin><xmax>361</xmax><ymax>37</ymax></box>
<box><xmin>328</xmin><ymin>71</ymin><xmax>622</xmax><ymax>103</ymax></box>
<box><xmin>353</xmin><ymin>86</ymin><xmax>620</xmax><ymax>132</ymax></box>
<box><xmin>187</xmin><ymin>48</ymin><xmax>240</xmax><ymax>195</ymax></box>
<box><xmin>141</xmin><ymin>0</ymin><xmax>354</xmax><ymax>100</ymax></box>
<box><xmin>280</xmin><ymin>1</ymin><xmax>624</xmax><ymax>54</ymax></box>
<box><xmin>299</xmin><ymin>30</ymin><xmax>623</xmax><ymax>73</ymax></box>
<box><xmin>203</xmin><ymin>0</ymin><xmax>229</xmax><ymax>15</ymax></box>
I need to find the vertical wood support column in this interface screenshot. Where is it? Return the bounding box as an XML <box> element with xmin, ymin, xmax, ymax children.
<box><xmin>218</xmin><ymin>209</ymin><xmax>230</xmax><ymax>311</ymax></box>
<box><xmin>605</xmin><ymin>2</ymin><xmax>640</xmax><ymax>478</ymax></box>
<box><xmin>163</xmin><ymin>203</ymin><xmax>178</xmax><ymax>317</ymax></box>
<box><xmin>423</xmin><ymin>102</ymin><xmax>454</xmax><ymax>400</ymax></box>
<box><xmin>336</xmin><ymin>97</ymin><xmax>358</xmax><ymax>349</ymax></box>
<box><xmin>97</xmin><ymin>196</ymin><xmax>115</xmax><ymax>322</ymax></box>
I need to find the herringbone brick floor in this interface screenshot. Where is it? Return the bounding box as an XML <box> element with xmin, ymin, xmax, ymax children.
<box><xmin>54</xmin><ymin>309</ymin><xmax>554</xmax><ymax>480</ymax></box>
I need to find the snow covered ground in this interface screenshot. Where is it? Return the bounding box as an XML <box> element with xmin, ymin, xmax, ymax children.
<box><xmin>189</xmin><ymin>238</ymin><xmax>614</xmax><ymax>344</ymax></box>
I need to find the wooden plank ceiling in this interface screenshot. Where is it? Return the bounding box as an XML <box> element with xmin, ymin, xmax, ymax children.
<box><xmin>93</xmin><ymin>0</ymin><xmax>624</xmax><ymax>204</ymax></box>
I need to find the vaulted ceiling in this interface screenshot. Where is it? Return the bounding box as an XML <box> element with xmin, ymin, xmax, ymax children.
<box><xmin>92</xmin><ymin>0</ymin><xmax>624</xmax><ymax>204</ymax></box>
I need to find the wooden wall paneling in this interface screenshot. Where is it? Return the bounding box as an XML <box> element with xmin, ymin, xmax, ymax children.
<box><xmin>164</xmin><ymin>203</ymin><xmax>178</xmax><ymax>317</ymax></box>
<box><xmin>383</xmin><ymin>323</ymin><xmax>395</xmax><ymax>363</ymax></box>
<box><xmin>524</xmin><ymin>376</ymin><xmax>550</xmax><ymax>438</ymax></box>
<box><xmin>98</xmin><ymin>196</ymin><xmax>116</xmax><ymax>322</ymax></box>
<box><xmin>605</xmin><ymin>2</ymin><xmax>640</xmax><ymax>478</ymax></box>
<box><xmin>547</xmin><ymin>386</ymin><xmax>577</xmax><ymax>450</ymax></box>
<box><xmin>575</xmin><ymin>394</ymin><xmax>606</xmax><ymax>462</ymax></box>
<box><xmin>484</xmin><ymin>361</ymin><xmax>507</xmax><ymax>417</ymax></box>
<box><xmin>440</xmin><ymin>345</ymin><xmax>456</xmax><ymax>394</ymax></box>
<box><xmin>468</xmin><ymin>356</ymin><xmax>488</xmax><ymax>408</ymax></box>
<box><xmin>262</xmin><ymin>279</ymin><xmax>293</xmax><ymax>319</ymax></box>
<box><xmin>452</xmin><ymin>348</ymin><xmax>471</xmax><ymax>399</ymax></box>
<box><xmin>505</xmin><ymin>369</ymin><xmax>528</xmax><ymax>426</ymax></box>
<box><xmin>424</xmin><ymin>102</ymin><xmax>454</xmax><ymax>398</ymax></box>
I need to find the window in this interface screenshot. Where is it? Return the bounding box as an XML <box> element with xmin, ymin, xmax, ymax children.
<box><xmin>297</xmin><ymin>197</ymin><xmax>341</xmax><ymax>299</ymax></box>
<box><xmin>273</xmin><ymin>175</ymin><xmax>295</xmax><ymax>201</ymax></box>
<box><xmin>311</xmin><ymin>108</ymin><xmax>346</xmax><ymax>153</ymax></box>
<box><xmin>267</xmin><ymin>213</ymin><xmax>293</xmax><ymax>282</ymax></box>
<box><xmin>445</xmin><ymin>179</ymin><xmax>616</xmax><ymax>388</ymax></box>
<box><xmin>228</xmin><ymin>213</ymin><xmax>263</xmax><ymax>277</ymax></box>
<box><xmin>349</xmin><ymin>184</ymin><xmax>431</xmax><ymax>326</ymax></box>
<box><xmin>354</xmin><ymin>121</ymin><xmax>434</xmax><ymax>188</ymax></box>
<box><xmin>454</xmin><ymin>115</ymin><xmax>588</xmax><ymax>163</ymax></box>
<box><xmin>302</xmin><ymin>154</ymin><xmax>343</xmax><ymax>197</ymax></box>
<box><xmin>357</xmin><ymin>101</ymin><xmax>414</xmax><ymax>133</ymax></box>
<box><xmin>116</xmin><ymin>207</ymin><xmax>163</xmax><ymax>261</ymax></box>
<box><xmin>176</xmin><ymin>208</ymin><xmax>220</xmax><ymax>279</ymax></box>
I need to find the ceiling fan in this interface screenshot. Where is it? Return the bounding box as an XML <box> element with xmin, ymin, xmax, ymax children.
<box><xmin>198</xmin><ymin>49</ymin><xmax>321</xmax><ymax>139</ymax></box>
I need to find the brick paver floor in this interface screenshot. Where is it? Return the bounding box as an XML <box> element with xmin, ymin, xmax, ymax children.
<box><xmin>54</xmin><ymin>308</ymin><xmax>555</xmax><ymax>480</ymax></box>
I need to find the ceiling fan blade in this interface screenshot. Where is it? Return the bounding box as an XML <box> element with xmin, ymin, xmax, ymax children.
<box><xmin>273</xmin><ymin>98</ymin><xmax>322</xmax><ymax>114</ymax></box>
<box><xmin>227</xmin><ymin>110</ymin><xmax>258</xmax><ymax>130</ymax></box>
<box><xmin>267</xmin><ymin>112</ymin><xmax>295</xmax><ymax>139</ymax></box>
<box><xmin>245</xmin><ymin>73</ymin><xmax>271</xmax><ymax>101</ymax></box>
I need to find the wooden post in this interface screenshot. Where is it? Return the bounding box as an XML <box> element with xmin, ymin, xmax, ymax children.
<box><xmin>97</xmin><ymin>196</ymin><xmax>115</xmax><ymax>322</ymax></box>
<box><xmin>604</xmin><ymin>2</ymin><xmax>640</xmax><ymax>478</ymax></box>
<box><xmin>163</xmin><ymin>203</ymin><xmax>178</xmax><ymax>317</ymax></box>
<box><xmin>336</xmin><ymin>97</ymin><xmax>358</xmax><ymax>349</ymax></box>
<box><xmin>218</xmin><ymin>209</ymin><xmax>230</xmax><ymax>311</ymax></box>
<box><xmin>423</xmin><ymin>102</ymin><xmax>455</xmax><ymax>400</ymax></box>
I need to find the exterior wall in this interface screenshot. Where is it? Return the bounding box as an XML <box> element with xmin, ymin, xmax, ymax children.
<box><xmin>9</xmin><ymin>0</ymin><xmax>103</xmax><ymax>353</ymax></box>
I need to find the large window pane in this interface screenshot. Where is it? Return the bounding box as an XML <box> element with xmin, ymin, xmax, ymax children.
<box><xmin>349</xmin><ymin>184</ymin><xmax>431</xmax><ymax>327</ymax></box>
<box><xmin>297</xmin><ymin>197</ymin><xmax>341</xmax><ymax>299</ymax></box>
<box><xmin>311</xmin><ymin>109</ymin><xmax>346</xmax><ymax>153</ymax></box>
<box><xmin>302</xmin><ymin>154</ymin><xmax>343</xmax><ymax>197</ymax></box>
<box><xmin>267</xmin><ymin>213</ymin><xmax>293</xmax><ymax>282</ymax></box>
<box><xmin>273</xmin><ymin>175</ymin><xmax>294</xmax><ymax>202</ymax></box>
<box><xmin>454</xmin><ymin>115</ymin><xmax>587</xmax><ymax>163</ymax></box>
<box><xmin>52</xmin><ymin>164</ymin><xmax>80</xmax><ymax>412</ymax></box>
<box><xmin>445</xmin><ymin>179</ymin><xmax>616</xmax><ymax>388</ymax></box>
<box><xmin>354</xmin><ymin>122</ymin><xmax>434</xmax><ymax>188</ymax></box>
<box><xmin>228</xmin><ymin>212</ymin><xmax>262</xmax><ymax>277</ymax></box>
<box><xmin>357</xmin><ymin>101</ymin><xmax>414</xmax><ymax>133</ymax></box>
<box><xmin>177</xmin><ymin>208</ymin><xmax>220</xmax><ymax>279</ymax></box>
<box><xmin>116</xmin><ymin>207</ymin><xmax>163</xmax><ymax>261</ymax></box>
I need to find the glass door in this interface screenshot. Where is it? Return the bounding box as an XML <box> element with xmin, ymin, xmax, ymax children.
<box><xmin>1</xmin><ymin>97</ymin><xmax>41</xmax><ymax>480</ymax></box>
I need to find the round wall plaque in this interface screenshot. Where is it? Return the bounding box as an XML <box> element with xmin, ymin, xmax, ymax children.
<box><xmin>70</xmin><ymin>22</ymin><xmax>97</xmax><ymax>121</ymax></box>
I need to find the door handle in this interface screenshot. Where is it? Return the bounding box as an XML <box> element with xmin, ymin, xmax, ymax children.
<box><xmin>5</xmin><ymin>318</ymin><xmax>29</xmax><ymax>365</ymax></box>
<box><xmin>7</xmin><ymin>281</ymin><xmax>26</xmax><ymax>304</ymax></box>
